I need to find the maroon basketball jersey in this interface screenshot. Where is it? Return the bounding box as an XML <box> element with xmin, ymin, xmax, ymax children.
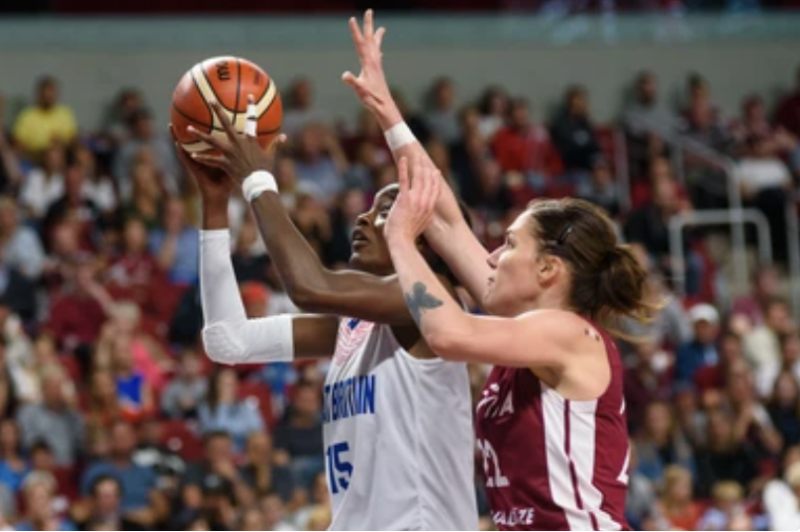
<box><xmin>474</xmin><ymin>322</ymin><xmax>631</xmax><ymax>531</ymax></box>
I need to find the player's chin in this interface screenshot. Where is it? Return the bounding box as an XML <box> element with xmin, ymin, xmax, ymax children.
<box><xmin>349</xmin><ymin>251</ymin><xmax>368</xmax><ymax>272</ymax></box>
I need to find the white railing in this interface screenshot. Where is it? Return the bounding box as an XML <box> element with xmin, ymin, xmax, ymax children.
<box><xmin>668</xmin><ymin>208</ymin><xmax>772</xmax><ymax>297</ymax></box>
<box><xmin>626</xmin><ymin>129</ymin><xmax>800</xmax><ymax>319</ymax></box>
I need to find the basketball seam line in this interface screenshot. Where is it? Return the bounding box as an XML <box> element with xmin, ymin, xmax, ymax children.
<box><xmin>255</xmin><ymin>73</ymin><xmax>270</xmax><ymax>103</ymax></box>
<box><xmin>189</xmin><ymin>67</ymin><xmax>214</xmax><ymax>126</ymax></box>
<box><xmin>260</xmin><ymin>79</ymin><xmax>278</xmax><ymax>119</ymax></box>
<box><xmin>172</xmin><ymin>103</ymin><xmax>211</xmax><ymax>129</ymax></box>
<box><xmin>171</xmin><ymin>106</ymin><xmax>281</xmax><ymax>136</ymax></box>
<box><xmin>233</xmin><ymin>58</ymin><xmax>241</xmax><ymax>128</ymax></box>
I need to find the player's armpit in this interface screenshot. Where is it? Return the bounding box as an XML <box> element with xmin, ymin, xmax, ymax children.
<box><xmin>292</xmin><ymin>315</ymin><xmax>340</xmax><ymax>359</ymax></box>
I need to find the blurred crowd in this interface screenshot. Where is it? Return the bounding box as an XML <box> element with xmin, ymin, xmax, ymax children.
<box><xmin>0</xmin><ymin>65</ymin><xmax>798</xmax><ymax>531</ymax></box>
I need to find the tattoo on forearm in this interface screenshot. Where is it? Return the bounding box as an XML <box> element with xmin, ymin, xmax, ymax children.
<box><xmin>404</xmin><ymin>282</ymin><xmax>444</xmax><ymax>326</ymax></box>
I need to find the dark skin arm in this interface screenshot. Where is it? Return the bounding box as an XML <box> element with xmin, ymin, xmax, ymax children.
<box><xmin>171</xmin><ymin>125</ymin><xmax>339</xmax><ymax>359</ymax></box>
<box><xmin>186</xmin><ymin>99</ymin><xmax>419</xmax><ymax>326</ymax></box>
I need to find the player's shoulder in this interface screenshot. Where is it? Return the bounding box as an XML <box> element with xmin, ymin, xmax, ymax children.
<box><xmin>517</xmin><ymin>309</ymin><xmax>605</xmax><ymax>354</ymax></box>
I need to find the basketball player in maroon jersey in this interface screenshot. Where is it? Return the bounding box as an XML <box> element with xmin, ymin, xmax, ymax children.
<box><xmin>343</xmin><ymin>12</ymin><xmax>651</xmax><ymax>530</ymax></box>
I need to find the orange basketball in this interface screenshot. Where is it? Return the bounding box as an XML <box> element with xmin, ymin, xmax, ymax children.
<box><xmin>171</xmin><ymin>56</ymin><xmax>283</xmax><ymax>153</ymax></box>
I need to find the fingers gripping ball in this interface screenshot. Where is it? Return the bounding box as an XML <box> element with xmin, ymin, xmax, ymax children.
<box><xmin>171</xmin><ymin>56</ymin><xmax>283</xmax><ymax>153</ymax></box>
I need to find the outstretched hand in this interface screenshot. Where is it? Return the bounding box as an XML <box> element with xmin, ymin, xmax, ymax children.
<box><xmin>342</xmin><ymin>10</ymin><xmax>395</xmax><ymax>120</ymax></box>
<box><xmin>187</xmin><ymin>95</ymin><xmax>287</xmax><ymax>184</ymax></box>
<box><xmin>386</xmin><ymin>157</ymin><xmax>442</xmax><ymax>244</ymax></box>
<box><xmin>170</xmin><ymin>123</ymin><xmax>231</xmax><ymax>204</ymax></box>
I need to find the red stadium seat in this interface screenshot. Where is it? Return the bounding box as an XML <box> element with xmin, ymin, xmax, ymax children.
<box><xmin>161</xmin><ymin>420</ymin><xmax>204</xmax><ymax>462</ymax></box>
<box><xmin>238</xmin><ymin>381</ymin><xmax>276</xmax><ymax>428</ymax></box>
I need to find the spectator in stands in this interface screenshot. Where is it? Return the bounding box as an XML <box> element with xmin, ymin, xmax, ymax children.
<box><xmin>123</xmin><ymin>160</ymin><xmax>164</xmax><ymax>229</ymax></box>
<box><xmin>0</xmin><ymin>196</ymin><xmax>45</xmax><ymax>280</ymax></box>
<box><xmin>80</xmin><ymin>421</ymin><xmax>163</xmax><ymax>527</ymax></box>
<box><xmin>0</xmin><ymin>419</ymin><xmax>29</xmax><ymax>494</ymax></box>
<box><xmin>132</xmin><ymin>418</ymin><xmax>187</xmax><ymax>489</ymax></box>
<box><xmin>72</xmin><ymin>475</ymin><xmax>144</xmax><ymax>531</ymax></box>
<box><xmin>259</xmin><ymin>491</ymin><xmax>295</xmax><ymax>531</ymax></box>
<box><xmin>684</xmin><ymin>97</ymin><xmax>736</xmax><ymax>155</ymax></box>
<box><xmin>624</xmin><ymin>169</ymin><xmax>704</xmax><ymax>295</ymax></box>
<box><xmin>675</xmin><ymin>303</ymin><xmax>721</xmax><ymax>385</ymax></box>
<box><xmin>293</xmin><ymin>124</ymin><xmax>349</xmax><ymax>204</ymax></box>
<box><xmin>345</xmin><ymin>139</ymin><xmax>381</xmax><ymax>192</ymax></box>
<box><xmin>161</xmin><ymin>349</ymin><xmax>208</xmax><ymax>421</ymax></box>
<box><xmin>43</xmin><ymin>160</ymin><xmax>101</xmax><ymax>243</ymax></box>
<box><xmin>682</xmin><ymin>73</ymin><xmax>721</xmax><ymax>127</ymax></box>
<box><xmin>390</xmin><ymin>89</ymin><xmax>431</xmax><ymax>146</ymax></box>
<box><xmin>0</xmin><ymin>299</ymin><xmax>39</xmax><ymax>406</ymax></box>
<box><xmin>650</xmin><ymin>465</ymin><xmax>702</xmax><ymax>530</ymax></box>
<box><xmin>106</xmin><ymin>218</ymin><xmax>167</xmax><ymax>317</ymax></box>
<box><xmin>634</xmin><ymin>401</ymin><xmax>695</xmax><ymax>483</ymax></box>
<box><xmin>623</xmin><ymin>71</ymin><xmax>679</xmax><ymax>176</ymax></box>
<box><xmin>239</xmin><ymin>431</ymin><xmax>295</xmax><ymax>503</ymax></box>
<box><xmin>75</xmin><ymin>144</ymin><xmax>117</xmax><ymax>214</ymax></box>
<box><xmin>0</xmin><ymin>246</ymin><xmax>36</xmax><ymax>325</ymax></box>
<box><xmin>15</xmin><ymin>471</ymin><xmax>75</xmax><ymax>532</ymax></box>
<box><xmin>13</xmin><ymin>76</ymin><xmax>77</xmax><ymax>157</ymax></box>
<box><xmin>149</xmin><ymin>196</ymin><xmax>199</xmax><ymax>286</ymax></box>
<box><xmin>731</xmin><ymin>264</ymin><xmax>781</xmax><ymax>327</ymax></box>
<box><xmin>726</xmin><ymin>359</ymin><xmax>783</xmax><ymax>456</ymax></box>
<box><xmin>734</xmin><ymin>95</ymin><xmax>800</xmax><ymax>175</ymax></box>
<box><xmin>425</xmin><ymin>77</ymin><xmax>460</xmax><ymax>144</ymax></box>
<box><xmin>477</xmin><ymin>85</ymin><xmax>509</xmax><ymax>140</ymax></box>
<box><xmin>696</xmin><ymin>480</ymin><xmax>749</xmax><ymax>531</ymax></box>
<box><xmin>492</xmin><ymin>98</ymin><xmax>563</xmax><ymax>182</ymax></box>
<box><xmin>45</xmin><ymin>258</ymin><xmax>110</xmax><ymax>355</ymax></box>
<box><xmin>744</xmin><ymin>297</ymin><xmax>793</xmax><ymax>372</ymax></box>
<box><xmin>20</xmin><ymin>143</ymin><xmax>66</xmax><ymax>221</ymax></box>
<box><xmin>0</xmin><ymin>95</ymin><xmax>22</xmax><ymax>193</ymax></box>
<box><xmin>757</xmin><ymin>328</ymin><xmax>800</xmax><ymax>398</ymax></box>
<box><xmin>16</xmin><ymin>364</ymin><xmax>83</xmax><ymax>467</ymax></box>
<box><xmin>114</xmin><ymin>109</ymin><xmax>179</xmax><ymax>197</ymax></box>
<box><xmin>775</xmin><ymin>65</ymin><xmax>800</xmax><ymax>139</ymax></box>
<box><xmin>273</xmin><ymin>382</ymin><xmax>324</xmax><ymax>487</ymax></box>
<box><xmin>618</xmin><ymin>245</ymin><xmax>692</xmax><ymax>354</ymax></box>
<box><xmin>550</xmin><ymin>85</ymin><xmax>602</xmax><ymax>178</ymax></box>
<box><xmin>694</xmin><ymin>408</ymin><xmax>760</xmax><ymax>498</ymax></box>
<box><xmin>198</xmin><ymin>369</ymin><xmax>264</xmax><ymax>453</ymax></box>
<box><xmin>694</xmin><ymin>331</ymin><xmax>746</xmax><ymax>394</ymax></box>
<box><xmin>324</xmin><ymin>188</ymin><xmax>367</xmax><ymax>267</ymax></box>
<box><xmin>624</xmin><ymin>341</ymin><xmax>673</xmax><ymax>432</ymax></box>
<box><xmin>103</xmin><ymin>88</ymin><xmax>144</xmax><ymax>146</ymax></box>
<box><xmin>764</xmin><ymin>454</ymin><xmax>800</xmax><ymax>530</ymax></box>
<box><xmin>767</xmin><ymin>370</ymin><xmax>800</xmax><ymax>451</ymax></box>
<box><xmin>283</xmin><ymin>78</ymin><xmax>328</xmax><ymax>137</ymax></box>
<box><xmin>86</xmin><ymin>369</ymin><xmax>122</xmax><ymax>430</ymax></box>
<box><xmin>735</xmin><ymin>134</ymin><xmax>793</xmax><ymax>263</ymax></box>
<box><xmin>577</xmin><ymin>159</ymin><xmax>621</xmax><ymax>218</ymax></box>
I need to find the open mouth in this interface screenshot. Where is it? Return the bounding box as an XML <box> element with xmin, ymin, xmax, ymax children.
<box><xmin>352</xmin><ymin>229</ymin><xmax>369</xmax><ymax>249</ymax></box>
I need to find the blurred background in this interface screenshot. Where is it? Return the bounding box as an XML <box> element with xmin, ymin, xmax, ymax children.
<box><xmin>1</xmin><ymin>1</ymin><xmax>800</xmax><ymax>531</ymax></box>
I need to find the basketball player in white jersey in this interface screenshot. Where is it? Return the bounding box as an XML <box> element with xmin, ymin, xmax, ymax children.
<box><xmin>171</xmin><ymin>100</ymin><xmax>478</xmax><ymax>528</ymax></box>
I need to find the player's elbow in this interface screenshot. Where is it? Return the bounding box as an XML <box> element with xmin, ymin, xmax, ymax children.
<box><xmin>201</xmin><ymin>321</ymin><xmax>245</xmax><ymax>365</ymax></box>
<box><xmin>425</xmin><ymin>330</ymin><xmax>461</xmax><ymax>360</ymax></box>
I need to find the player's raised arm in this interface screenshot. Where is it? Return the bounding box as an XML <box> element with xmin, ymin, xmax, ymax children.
<box><xmin>172</xmin><ymin>126</ymin><xmax>338</xmax><ymax>362</ymax></box>
<box><xmin>186</xmin><ymin>99</ymin><xmax>417</xmax><ymax>326</ymax></box>
<box><xmin>385</xmin><ymin>157</ymin><xmax>578</xmax><ymax>368</ymax></box>
<box><xmin>342</xmin><ymin>10</ymin><xmax>492</xmax><ymax>307</ymax></box>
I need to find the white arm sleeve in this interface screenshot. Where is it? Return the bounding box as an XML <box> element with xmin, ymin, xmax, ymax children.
<box><xmin>200</xmin><ymin>229</ymin><xmax>294</xmax><ymax>364</ymax></box>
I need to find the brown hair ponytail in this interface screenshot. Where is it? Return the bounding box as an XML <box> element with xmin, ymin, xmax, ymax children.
<box><xmin>527</xmin><ymin>198</ymin><xmax>656</xmax><ymax>335</ymax></box>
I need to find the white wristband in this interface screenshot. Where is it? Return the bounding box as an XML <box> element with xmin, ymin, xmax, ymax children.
<box><xmin>384</xmin><ymin>121</ymin><xmax>416</xmax><ymax>152</ymax></box>
<box><xmin>241</xmin><ymin>170</ymin><xmax>278</xmax><ymax>203</ymax></box>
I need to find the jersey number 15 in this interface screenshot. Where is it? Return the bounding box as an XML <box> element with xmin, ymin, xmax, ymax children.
<box><xmin>326</xmin><ymin>442</ymin><xmax>353</xmax><ymax>494</ymax></box>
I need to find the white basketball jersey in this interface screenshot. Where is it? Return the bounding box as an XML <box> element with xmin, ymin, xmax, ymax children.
<box><xmin>323</xmin><ymin>317</ymin><xmax>477</xmax><ymax>531</ymax></box>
